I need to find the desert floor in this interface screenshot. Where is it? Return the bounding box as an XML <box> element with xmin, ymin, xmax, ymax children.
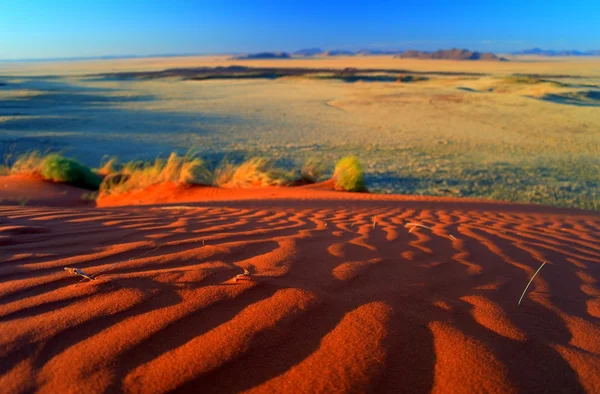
<box><xmin>1</xmin><ymin>181</ymin><xmax>600</xmax><ymax>393</ymax></box>
<box><xmin>1</xmin><ymin>55</ymin><xmax>599</xmax><ymax>209</ymax></box>
<box><xmin>1</xmin><ymin>56</ymin><xmax>599</xmax><ymax>393</ymax></box>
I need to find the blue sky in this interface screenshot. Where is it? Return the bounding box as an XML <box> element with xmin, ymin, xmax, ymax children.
<box><xmin>1</xmin><ymin>0</ymin><xmax>599</xmax><ymax>60</ymax></box>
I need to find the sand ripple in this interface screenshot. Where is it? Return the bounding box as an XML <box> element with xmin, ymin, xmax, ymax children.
<box><xmin>0</xmin><ymin>198</ymin><xmax>599</xmax><ymax>393</ymax></box>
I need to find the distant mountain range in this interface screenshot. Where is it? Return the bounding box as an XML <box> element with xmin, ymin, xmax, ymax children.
<box><xmin>231</xmin><ymin>52</ymin><xmax>291</xmax><ymax>60</ymax></box>
<box><xmin>293</xmin><ymin>48</ymin><xmax>323</xmax><ymax>56</ymax></box>
<box><xmin>291</xmin><ymin>48</ymin><xmax>504</xmax><ymax>60</ymax></box>
<box><xmin>319</xmin><ymin>50</ymin><xmax>357</xmax><ymax>56</ymax></box>
<box><xmin>293</xmin><ymin>48</ymin><xmax>401</xmax><ymax>56</ymax></box>
<box><xmin>396</xmin><ymin>49</ymin><xmax>507</xmax><ymax>61</ymax></box>
<box><xmin>355</xmin><ymin>49</ymin><xmax>402</xmax><ymax>56</ymax></box>
<box><xmin>512</xmin><ymin>48</ymin><xmax>600</xmax><ymax>56</ymax></box>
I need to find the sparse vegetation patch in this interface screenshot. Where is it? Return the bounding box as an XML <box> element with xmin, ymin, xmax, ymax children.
<box><xmin>214</xmin><ymin>157</ymin><xmax>293</xmax><ymax>188</ymax></box>
<box><xmin>334</xmin><ymin>156</ymin><xmax>367</xmax><ymax>192</ymax></box>
<box><xmin>10</xmin><ymin>152</ymin><xmax>101</xmax><ymax>190</ymax></box>
<box><xmin>99</xmin><ymin>152</ymin><xmax>211</xmax><ymax>195</ymax></box>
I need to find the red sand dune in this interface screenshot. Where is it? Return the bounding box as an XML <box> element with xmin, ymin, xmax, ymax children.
<box><xmin>0</xmin><ymin>176</ymin><xmax>96</xmax><ymax>207</ymax></box>
<box><xmin>1</xmin><ymin>181</ymin><xmax>600</xmax><ymax>393</ymax></box>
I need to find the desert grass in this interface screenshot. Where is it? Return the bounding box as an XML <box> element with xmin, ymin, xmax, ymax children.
<box><xmin>98</xmin><ymin>154</ymin><xmax>346</xmax><ymax>194</ymax></box>
<box><xmin>8</xmin><ymin>151</ymin><xmax>45</xmax><ymax>176</ymax></box>
<box><xmin>213</xmin><ymin>157</ymin><xmax>294</xmax><ymax>188</ymax></box>
<box><xmin>100</xmin><ymin>152</ymin><xmax>211</xmax><ymax>195</ymax></box>
<box><xmin>10</xmin><ymin>152</ymin><xmax>101</xmax><ymax>190</ymax></box>
<box><xmin>96</xmin><ymin>157</ymin><xmax>118</xmax><ymax>176</ymax></box>
<box><xmin>299</xmin><ymin>158</ymin><xmax>328</xmax><ymax>184</ymax></box>
<box><xmin>40</xmin><ymin>155</ymin><xmax>101</xmax><ymax>189</ymax></box>
<box><xmin>2</xmin><ymin>150</ymin><xmax>363</xmax><ymax>196</ymax></box>
<box><xmin>333</xmin><ymin>156</ymin><xmax>366</xmax><ymax>192</ymax></box>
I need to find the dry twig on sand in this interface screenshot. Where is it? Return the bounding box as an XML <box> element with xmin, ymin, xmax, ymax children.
<box><xmin>405</xmin><ymin>222</ymin><xmax>458</xmax><ymax>240</ymax></box>
<box><xmin>64</xmin><ymin>244</ymin><xmax>162</xmax><ymax>285</ymax></box>
<box><xmin>405</xmin><ymin>222</ymin><xmax>433</xmax><ymax>233</ymax></box>
<box><xmin>64</xmin><ymin>267</ymin><xmax>95</xmax><ymax>281</ymax></box>
<box><xmin>234</xmin><ymin>268</ymin><xmax>251</xmax><ymax>281</ymax></box>
<box><xmin>518</xmin><ymin>261</ymin><xmax>547</xmax><ymax>306</ymax></box>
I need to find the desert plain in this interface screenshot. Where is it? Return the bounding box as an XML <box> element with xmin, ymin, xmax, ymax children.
<box><xmin>0</xmin><ymin>55</ymin><xmax>599</xmax><ymax>393</ymax></box>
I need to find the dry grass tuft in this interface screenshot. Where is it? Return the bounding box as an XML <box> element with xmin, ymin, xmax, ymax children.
<box><xmin>214</xmin><ymin>157</ymin><xmax>292</xmax><ymax>188</ymax></box>
<box><xmin>9</xmin><ymin>151</ymin><xmax>45</xmax><ymax>176</ymax></box>
<box><xmin>100</xmin><ymin>152</ymin><xmax>211</xmax><ymax>195</ymax></box>
<box><xmin>96</xmin><ymin>157</ymin><xmax>118</xmax><ymax>176</ymax></box>
<box><xmin>300</xmin><ymin>158</ymin><xmax>328</xmax><ymax>184</ymax></box>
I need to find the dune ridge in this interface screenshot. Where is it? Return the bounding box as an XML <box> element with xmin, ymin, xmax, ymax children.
<box><xmin>1</xmin><ymin>189</ymin><xmax>599</xmax><ymax>393</ymax></box>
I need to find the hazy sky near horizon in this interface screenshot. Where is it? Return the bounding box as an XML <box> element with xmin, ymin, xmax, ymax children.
<box><xmin>1</xmin><ymin>0</ymin><xmax>599</xmax><ymax>59</ymax></box>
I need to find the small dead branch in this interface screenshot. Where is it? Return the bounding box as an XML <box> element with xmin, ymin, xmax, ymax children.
<box><xmin>405</xmin><ymin>222</ymin><xmax>433</xmax><ymax>233</ymax></box>
<box><xmin>64</xmin><ymin>267</ymin><xmax>95</xmax><ymax>281</ymax></box>
<box><xmin>405</xmin><ymin>222</ymin><xmax>459</xmax><ymax>241</ymax></box>
<box><xmin>65</xmin><ymin>244</ymin><xmax>162</xmax><ymax>285</ymax></box>
<box><xmin>234</xmin><ymin>268</ymin><xmax>251</xmax><ymax>282</ymax></box>
<box><xmin>518</xmin><ymin>261</ymin><xmax>547</xmax><ymax>306</ymax></box>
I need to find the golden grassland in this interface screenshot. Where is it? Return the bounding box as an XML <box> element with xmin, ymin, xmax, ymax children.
<box><xmin>1</xmin><ymin>56</ymin><xmax>599</xmax><ymax>209</ymax></box>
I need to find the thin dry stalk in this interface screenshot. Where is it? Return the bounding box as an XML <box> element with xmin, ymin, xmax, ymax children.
<box><xmin>518</xmin><ymin>261</ymin><xmax>547</xmax><ymax>306</ymax></box>
<box><xmin>405</xmin><ymin>222</ymin><xmax>459</xmax><ymax>240</ymax></box>
<box><xmin>405</xmin><ymin>222</ymin><xmax>433</xmax><ymax>233</ymax></box>
<box><xmin>64</xmin><ymin>267</ymin><xmax>95</xmax><ymax>281</ymax></box>
<box><xmin>69</xmin><ymin>244</ymin><xmax>162</xmax><ymax>285</ymax></box>
<box><xmin>234</xmin><ymin>268</ymin><xmax>251</xmax><ymax>281</ymax></box>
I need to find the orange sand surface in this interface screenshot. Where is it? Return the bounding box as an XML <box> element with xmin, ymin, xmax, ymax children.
<box><xmin>0</xmin><ymin>176</ymin><xmax>95</xmax><ymax>208</ymax></box>
<box><xmin>1</xmin><ymin>183</ymin><xmax>600</xmax><ymax>393</ymax></box>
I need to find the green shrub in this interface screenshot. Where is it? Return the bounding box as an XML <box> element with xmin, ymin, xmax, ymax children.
<box><xmin>10</xmin><ymin>152</ymin><xmax>101</xmax><ymax>190</ymax></box>
<box><xmin>333</xmin><ymin>156</ymin><xmax>367</xmax><ymax>192</ymax></box>
<box><xmin>40</xmin><ymin>154</ymin><xmax>101</xmax><ymax>190</ymax></box>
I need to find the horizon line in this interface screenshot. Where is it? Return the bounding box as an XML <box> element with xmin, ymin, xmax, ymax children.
<box><xmin>2</xmin><ymin>47</ymin><xmax>600</xmax><ymax>63</ymax></box>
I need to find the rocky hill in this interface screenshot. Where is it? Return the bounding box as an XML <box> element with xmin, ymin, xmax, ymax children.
<box><xmin>396</xmin><ymin>49</ymin><xmax>507</xmax><ymax>61</ymax></box>
<box><xmin>231</xmin><ymin>52</ymin><xmax>291</xmax><ymax>60</ymax></box>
